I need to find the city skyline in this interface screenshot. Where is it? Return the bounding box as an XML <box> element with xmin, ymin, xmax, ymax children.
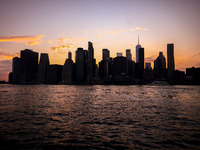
<box><xmin>0</xmin><ymin>0</ymin><xmax>200</xmax><ymax>81</ymax></box>
<box><xmin>9</xmin><ymin>41</ymin><xmax>185</xmax><ymax>85</ymax></box>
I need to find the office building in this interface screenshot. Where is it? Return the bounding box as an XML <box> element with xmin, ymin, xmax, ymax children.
<box><xmin>47</xmin><ymin>65</ymin><xmax>63</xmax><ymax>84</ymax></box>
<box><xmin>76</xmin><ymin>48</ymin><xmax>85</xmax><ymax>83</ymax></box>
<box><xmin>126</xmin><ymin>49</ymin><xmax>132</xmax><ymax>61</ymax></box>
<box><xmin>38</xmin><ymin>53</ymin><xmax>49</xmax><ymax>83</ymax></box>
<box><xmin>12</xmin><ymin>57</ymin><xmax>21</xmax><ymax>84</ymax></box>
<box><xmin>154</xmin><ymin>52</ymin><xmax>167</xmax><ymax>79</ymax></box>
<box><xmin>102</xmin><ymin>49</ymin><xmax>110</xmax><ymax>60</ymax></box>
<box><xmin>117</xmin><ymin>53</ymin><xmax>123</xmax><ymax>57</ymax></box>
<box><xmin>20</xmin><ymin>49</ymin><xmax>38</xmax><ymax>83</ymax></box>
<box><xmin>167</xmin><ymin>44</ymin><xmax>175</xmax><ymax>80</ymax></box>
<box><xmin>62</xmin><ymin>51</ymin><xmax>74</xmax><ymax>83</ymax></box>
<box><xmin>145</xmin><ymin>63</ymin><xmax>152</xmax><ymax>71</ymax></box>
<box><xmin>8</xmin><ymin>72</ymin><xmax>13</xmax><ymax>84</ymax></box>
<box><xmin>136</xmin><ymin>47</ymin><xmax>144</xmax><ymax>79</ymax></box>
<box><xmin>88</xmin><ymin>41</ymin><xmax>95</xmax><ymax>83</ymax></box>
<box><xmin>127</xmin><ymin>60</ymin><xmax>135</xmax><ymax>78</ymax></box>
<box><xmin>113</xmin><ymin>56</ymin><xmax>127</xmax><ymax>77</ymax></box>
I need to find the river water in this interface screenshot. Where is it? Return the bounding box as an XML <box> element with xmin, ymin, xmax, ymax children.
<box><xmin>0</xmin><ymin>85</ymin><xmax>200</xmax><ymax>149</ymax></box>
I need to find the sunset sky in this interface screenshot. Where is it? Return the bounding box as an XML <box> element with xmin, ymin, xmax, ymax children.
<box><xmin>0</xmin><ymin>0</ymin><xmax>200</xmax><ymax>81</ymax></box>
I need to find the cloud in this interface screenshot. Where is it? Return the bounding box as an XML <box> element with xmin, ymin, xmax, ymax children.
<box><xmin>104</xmin><ymin>29</ymin><xmax>128</xmax><ymax>35</ymax></box>
<box><xmin>86</xmin><ymin>29</ymin><xmax>124</xmax><ymax>38</ymax></box>
<box><xmin>145</xmin><ymin>55</ymin><xmax>157</xmax><ymax>62</ymax></box>
<box><xmin>56</xmin><ymin>36</ymin><xmax>85</xmax><ymax>44</ymax></box>
<box><xmin>86</xmin><ymin>27</ymin><xmax>148</xmax><ymax>38</ymax></box>
<box><xmin>131</xmin><ymin>27</ymin><xmax>148</xmax><ymax>31</ymax></box>
<box><xmin>26</xmin><ymin>40</ymin><xmax>43</xmax><ymax>46</ymax></box>
<box><xmin>94</xmin><ymin>43</ymin><xmax>100</xmax><ymax>45</ymax></box>
<box><xmin>71</xmin><ymin>37</ymin><xmax>86</xmax><ymax>43</ymax></box>
<box><xmin>0</xmin><ymin>51</ymin><xmax>19</xmax><ymax>59</ymax></box>
<box><xmin>192</xmin><ymin>52</ymin><xmax>200</xmax><ymax>57</ymax></box>
<box><xmin>56</xmin><ymin>37</ymin><xmax>69</xmax><ymax>44</ymax></box>
<box><xmin>0</xmin><ymin>35</ymin><xmax>44</xmax><ymax>43</ymax></box>
<box><xmin>135</xmin><ymin>27</ymin><xmax>148</xmax><ymax>31</ymax></box>
<box><xmin>0</xmin><ymin>60</ymin><xmax>12</xmax><ymax>72</ymax></box>
<box><xmin>51</xmin><ymin>44</ymin><xmax>75</xmax><ymax>54</ymax></box>
<box><xmin>107</xmin><ymin>30</ymin><xmax>119</xmax><ymax>35</ymax></box>
<box><xmin>195</xmin><ymin>62</ymin><xmax>200</xmax><ymax>67</ymax></box>
<box><xmin>177</xmin><ymin>67</ymin><xmax>186</xmax><ymax>70</ymax></box>
<box><xmin>86</xmin><ymin>30</ymin><xmax>95</xmax><ymax>34</ymax></box>
<box><xmin>50</xmin><ymin>35</ymin><xmax>85</xmax><ymax>55</ymax></box>
<box><xmin>94</xmin><ymin>33</ymin><xmax>105</xmax><ymax>38</ymax></box>
<box><xmin>0</xmin><ymin>60</ymin><xmax>12</xmax><ymax>81</ymax></box>
<box><xmin>46</xmin><ymin>40</ymin><xmax>54</xmax><ymax>44</ymax></box>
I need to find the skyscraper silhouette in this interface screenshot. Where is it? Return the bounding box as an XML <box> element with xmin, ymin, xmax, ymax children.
<box><xmin>145</xmin><ymin>63</ymin><xmax>152</xmax><ymax>71</ymax></box>
<box><xmin>76</xmin><ymin>48</ymin><xmax>85</xmax><ymax>83</ymax></box>
<box><xmin>167</xmin><ymin>44</ymin><xmax>175</xmax><ymax>80</ymax></box>
<box><xmin>102</xmin><ymin>49</ymin><xmax>110</xmax><ymax>60</ymax></box>
<box><xmin>62</xmin><ymin>51</ymin><xmax>74</xmax><ymax>83</ymax></box>
<box><xmin>117</xmin><ymin>53</ymin><xmax>123</xmax><ymax>57</ymax></box>
<box><xmin>154</xmin><ymin>52</ymin><xmax>167</xmax><ymax>79</ymax></box>
<box><xmin>20</xmin><ymin>49</ymin><xmax>38</xmax><ymax>83</ymax></box>
<box><xmin>126</xmin><ymin>49</ymin><xmax>132</xmax><ymax>61</ymax></box>
<box><xmin>136</xmin><ymin>35</ymin><xmax>142</xmax><ymax>63</ymax></box>
<box><xmin>12</xmin><ymin>57</ymin><xmax>21</xmax><ymax>84</ymax></box>
<box><xmin>88</xmin><ymin>41</ymin><xmax>95</xmax><ymax>83</ymax></box>
<box><xmin>113</xmin><ymin>56</ymin><xmax>127</xmax><ymax>78</ymax></box>
<box><xmin>47</xmin><ymin>65</ymin><xmax>63</xmax><ymax>84</ymax></box>
<box><xmin>38</xmin><ymin>53</ymin><xmax>49</xmax><ymax>84</ymax></box>
<box><xmin>138</xmin><ymin>47</ymin><xmax>144</xmax><ymax>79</ymax></box>
<box><xmin>99</xmin><ymin>49</ymin><xmax>110</xmax><ymax>78</ymax></box>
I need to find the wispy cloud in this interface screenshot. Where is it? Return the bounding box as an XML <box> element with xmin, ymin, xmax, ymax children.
<box><xmin>50</xmin><ymin>35</ymin><xmax>85</xmax><ymax>55</ymax></box>
<box><xmin>26</xmin><ymin>40</ymin><xmax>43</xmax><ymax>46</ymax></box>
<box><xmin>86</xmin><ymin>29</ymin><xmax>124</xmax><ymax>38</ymax></box>
<box><xmin>0</xmin><ymin>60</ymin><xmax>12</xmax><ymax>71</ymax></box>
<box><xmin>135</xmin><ymin>27</ymin><xmax>148</xmax><ymax>31</ymax></box>
<box><xmin>93</xmin><ymin>43</ymin><xmax>101</xmax><ymax>46</ymax></box>
<box><xmin>0</xmin><ymin>60</ymin><xmax>12</xmax><ymax>81</ymax></box>
<box><xmin>195</xmin><ymin>62</ymin><xmax>200</xmax><ymax>67</ymax></box>
<box><xmin>0</xmin><ymin>35</ymin><xmax>44</xmax><ymax>43</ymax></box>
<box><xmin>110</xmin><ymin>30</ymin><xmax>120</xmax><ymax>35</ymax></box>
<box><xmin>145</xmin><ymin>55</ymin><xmax>157</xmax><ymax>62</ymax></box>
<box><xmin>51</xmin><ymin>44</ymin><xmax>75</xmax><ymax>55</ymax></box>
<box><xmin>131</xmin><ymin>27</ymin><xmax>148</xmax><ymax>32</ymax></box>
<box><xmin>192</xmin><ymin>52</ymin><xmax>200</xmax><ymax>57</ymax></box>
<box><xmin>86</xmin><ymin>27</ymin><xmax>148</xmax><ymax>38</ymax></box>
<box><xmin>56</xmin><ymin>36</ymin><xmax>85</xmax><ymax>44</ymax></box>
<box><xmin>0</xmin><ymin>51</ymin><xmax>19</xmax><ymax>59</ymax></box>
<box><xmin>56</xmin><ymin>37</ymin><xmax>68</xmax><ymax>44</ymax></box>
<box><xmin>46</xmin><ymin>40</ymin><xmax>54</xmax><ymax>44</ymax></box>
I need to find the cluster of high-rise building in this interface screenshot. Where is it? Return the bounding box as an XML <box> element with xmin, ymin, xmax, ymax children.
<box><xmin>8</xmin><ymin>39</ymin><xmax>200</xmax><ymax>85</ymax></box>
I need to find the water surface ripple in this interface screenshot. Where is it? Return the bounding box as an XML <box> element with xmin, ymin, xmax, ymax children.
<box><xmin>0</xmin><ymin>85</ymin><xmax>200</xmax><ymax>149</ymax></box>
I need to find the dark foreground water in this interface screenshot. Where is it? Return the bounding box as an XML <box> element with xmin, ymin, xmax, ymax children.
<box><xmin>0</xmin><ymin>85</ymin><xmax>200</xmax><ymax>149</ymax></box>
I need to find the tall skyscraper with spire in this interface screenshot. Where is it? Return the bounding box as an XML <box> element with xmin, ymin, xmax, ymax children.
<box><xmin>135</xmin><ymin>36</ymin><xmax>144</xmax><ymax>79</ymax></box>
<box><xmin>136</xmin><ymin>35</ymin><xmax>142</xmax><ymax>63</ymax></box>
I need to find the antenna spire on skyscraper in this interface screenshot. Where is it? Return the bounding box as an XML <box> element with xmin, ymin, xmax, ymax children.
<box><xmin>138</xmin><ymin>35</ymin><xmax>139</xmax><ymax>45</ymax></box>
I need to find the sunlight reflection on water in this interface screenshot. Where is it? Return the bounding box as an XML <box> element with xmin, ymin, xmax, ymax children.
<box><xmin>0</xmin><ymin>85</ymin><xmax>200</xmax><ymax>149</ymax></box>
